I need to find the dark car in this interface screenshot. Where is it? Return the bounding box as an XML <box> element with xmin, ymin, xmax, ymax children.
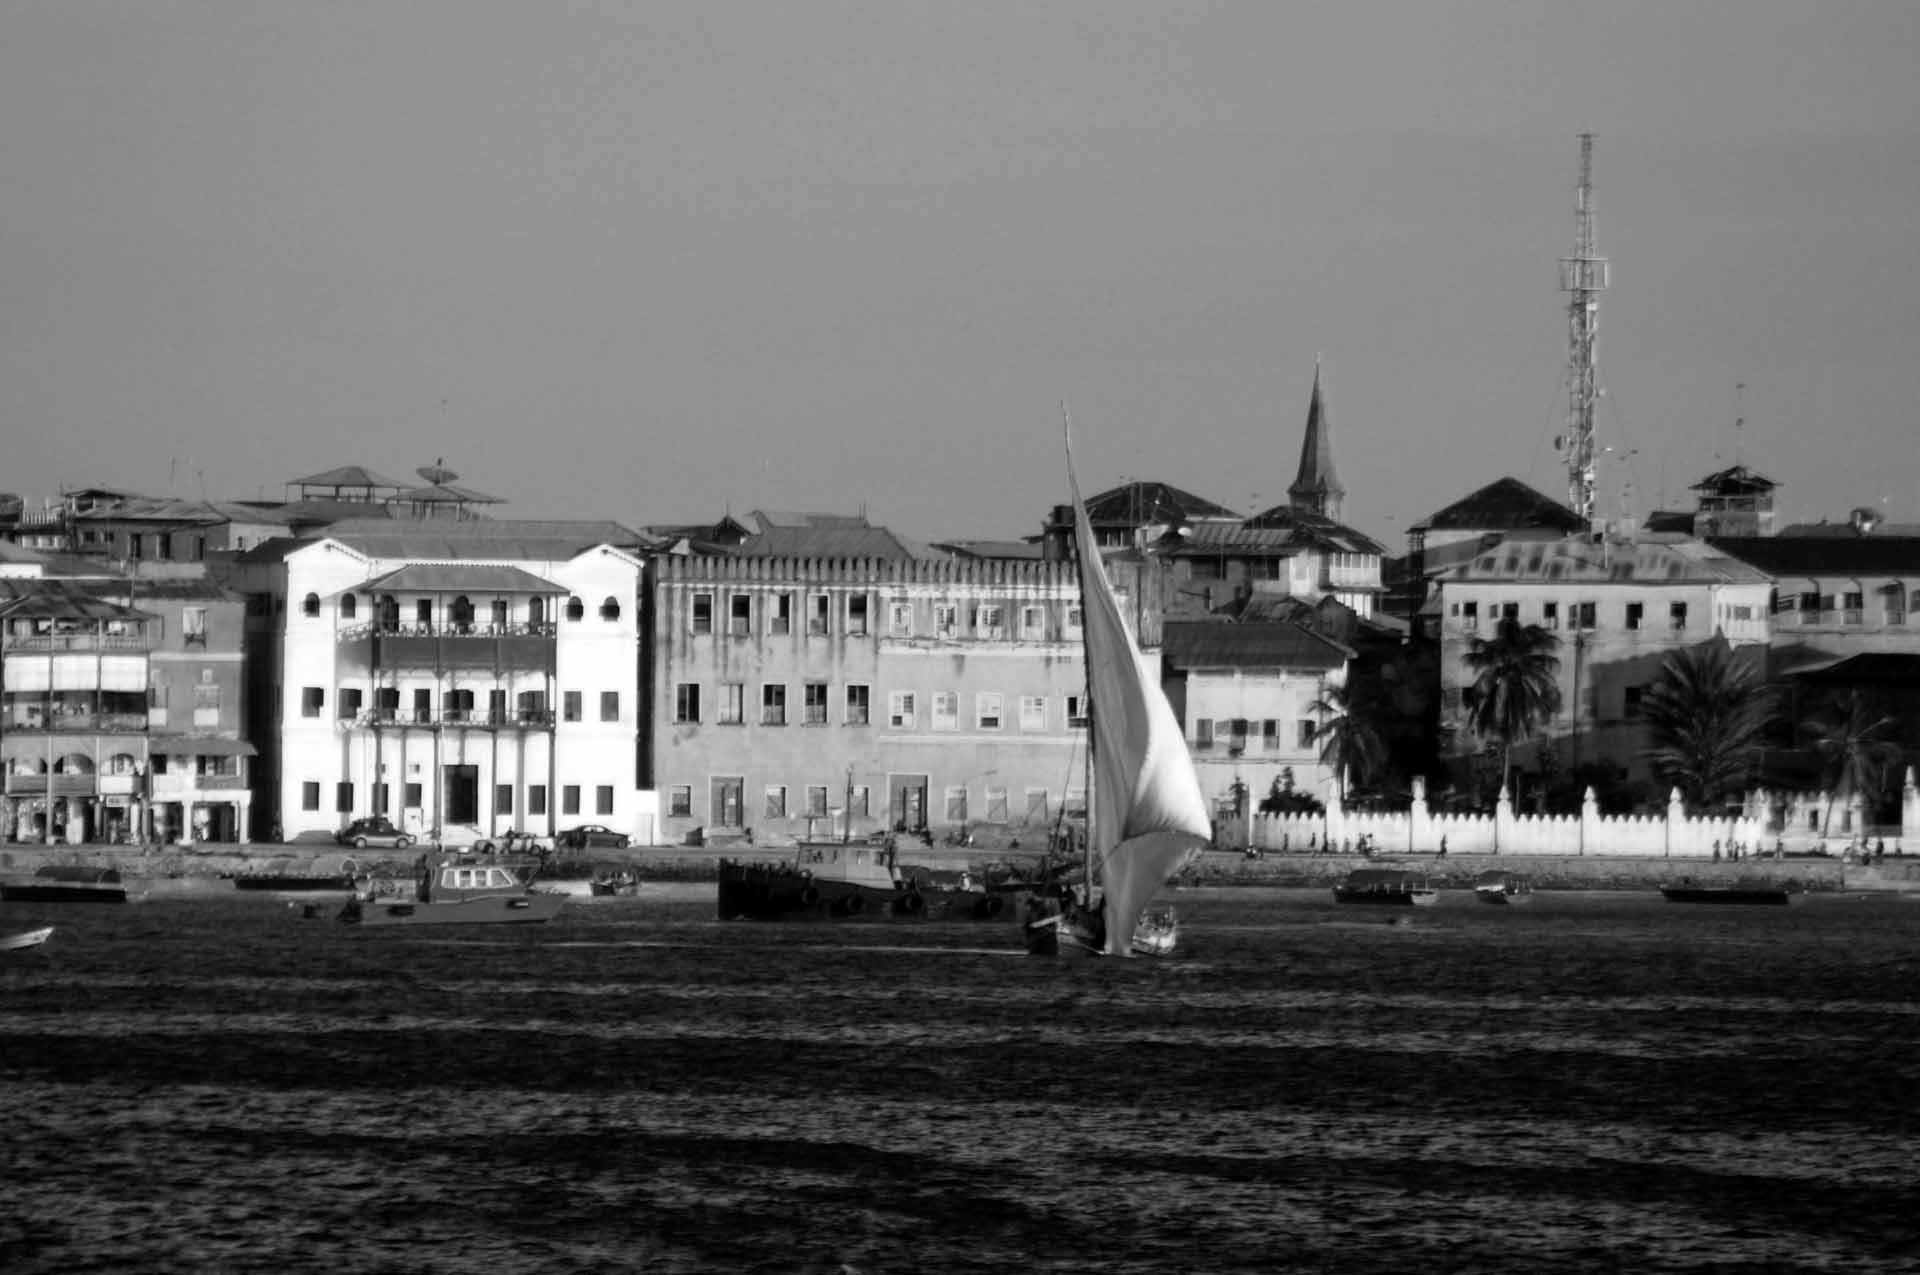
<box><xmin>336</xmin><ymin>817</ymin><xmax>415</xmax><ymax>849</ymax></box>
<box><xmin>558</xmin><ymin>824</ymin><xmax>629</xmax><ymax>851</ymax></box>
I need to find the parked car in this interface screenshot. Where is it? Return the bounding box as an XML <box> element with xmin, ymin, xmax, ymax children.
<box><xmin>336</xmin><ymin>817</ymin><xmax>414</xmax><ymax>849</ymax></box>
<box><xmin>557</xmin><ymin>824</ymin><xmax>629</xmax><ymax>851</ymax></box>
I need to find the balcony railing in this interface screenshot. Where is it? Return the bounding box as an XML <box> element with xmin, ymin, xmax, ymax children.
<box><xmin>1</xmin><ymin>632</ymin><xmax>151</xmax><ymax>653</ymax></box>
<box><xmin>352</xmin><ymin>709</ymin><xmax>556</xmax><ymax>730</ymax></box>
<box><xmin>5</xmin><ymin>713</ymin><xmax>149</xmax><ymax>734</ymax></box>
<box><xmin>339</xmin><ymin>621</ymin><xmax>559</xmax><ymax>643</ymax></box>
<box><xmin>3</xmin><ymin>773</ymin><xmax>98</xmax><ymax>797</ymax></box>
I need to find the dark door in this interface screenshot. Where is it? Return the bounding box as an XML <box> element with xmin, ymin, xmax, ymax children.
<box><xmin>890</xmin><ymin>776</ymin><xmax>928</xmax><ymax>831</ymax></box>
<box><xmin>444</xmin><ymin>765</ymin><xmax>480</xmax><ymax>825</ymax></box>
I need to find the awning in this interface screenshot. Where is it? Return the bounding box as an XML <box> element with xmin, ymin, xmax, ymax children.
<box><xmin>149</xmin><ymin>736</ymin><xmax>258</xmax><ymax>756</ymax></box>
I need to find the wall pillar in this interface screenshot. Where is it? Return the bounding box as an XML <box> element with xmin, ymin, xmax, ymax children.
<box><xmin>1665</xmin><ymin>787</ymin><xmax>1685</xmax><ymax>857</ymax></box>
<box><xmin>1581</xmin><ymin>786</ymin><xmax>1600</xmax><ymax>856</ymax></box>
<box><xmin>1494</xmin><ymin>783</ymin><xmax>1514</xmax><ymax>855</ymax></box>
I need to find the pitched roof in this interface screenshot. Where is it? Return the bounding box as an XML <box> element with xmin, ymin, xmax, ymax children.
<box><xmin>1412</xmin><ymin>477</ymin><xmax>1585</xmax><ymax>535</ymax></box>
<box><xmin>1440</xmin><ymin>534</ymin><xmax>1771</xmax><ymax>585</ymax></box>
<box><xmin>1690</xmin><ymin>464</ymin><xmax>1778</xmax><ymax>495</ymax></box>
<box><xmin>1081</xmin><ymin>482</ymin><xmax>1238</xmax><ymax>527</ymax></box>
<box><xmin>1238</xmin><ymin>504</ymin><xmax>1388</xmax><ymax>556</ymax></box>
<box><xmin>237</xmin><ymin>518</ymin><xmax>654</xmax><ymax>565</ymax></box>
<box><xmin>290</xmin><ymin>465</ymin><xmax>407</xmax><ymax>489</ymax></box>
<box><xmin>1710</xmin><ymin>535</ymin><xmax>1920</xmax><ymax>576</ymax></box>
<box><xmin>729</xmin><ymin>523</ymin><xmax>931</xmax><ymax>560</ymax></box>
<box><xmin>1161</xmin><ymin>619</ymin><xmax>1352</xmax><ymax>669</ymax></box>
<box><xmin>362</xmin><ymin>563</ymin><xmax>567</xmax><ymax>594</ymax></box>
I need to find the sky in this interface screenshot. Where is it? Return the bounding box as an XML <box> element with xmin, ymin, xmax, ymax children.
<box><xmin>4</xmin><ymin>1</ymin><xmax>1918</xmax><ymax>546</ymax></box>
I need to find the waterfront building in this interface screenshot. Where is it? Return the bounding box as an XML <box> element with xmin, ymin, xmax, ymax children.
<box><xmin>1431</xmin><ymin>532</ymin><xmax>1773</xmax><ymax>789</ymax></box>
<box><xmin>227</xmin><ymin>519</ymin><xmax>651</xmax><ymax>845</ymax></box>
<box><xmin>1</xmin><ymin>574</ymin><xmax>252</xmax><ymax>845</ymax></box>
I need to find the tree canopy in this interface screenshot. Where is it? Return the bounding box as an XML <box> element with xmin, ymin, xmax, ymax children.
<box><xmin>1461</xmin><ymin>617</ymin><xmax>1563</xmax><ymax>791</ymax></box>
<box><xmin>1638</xmin><ymin>636</ymin><xmax>1775</xmax><ymax>810</ymax></box>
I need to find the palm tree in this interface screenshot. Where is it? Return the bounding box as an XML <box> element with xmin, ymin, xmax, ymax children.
<box><xmin>1638</xmin><ymin>636</ymin><xmax>1776</xmax><ymax>810</ymax></box>
<box><xmin>1461</xmin><ymin>617</ymin><xmax>1563</xmax><ymax>797</ymax></box>
<box><xmin>1307</xmin><ymin>681</ymin><xmax>1387</xmax><ymax>802</ymax></box>
<box><xmin>1805</xmin><ymin>690</ymin><xmax>1902</xmax><ymax>837</ymax></box>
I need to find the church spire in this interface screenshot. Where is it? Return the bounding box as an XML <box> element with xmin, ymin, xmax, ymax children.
<box><xmin>1288</xmin><ymin>358</ymin><xmax>1344</xmax><ymax>520</ymax></box>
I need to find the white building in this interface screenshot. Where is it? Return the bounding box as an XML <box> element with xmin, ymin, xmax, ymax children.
<box><xmin>229</xmin><ymin>520</ymin><xmax>652</xmax><ymax>844</ymax></box>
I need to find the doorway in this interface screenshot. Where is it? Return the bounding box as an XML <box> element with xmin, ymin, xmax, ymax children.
<box><xmin>443</xmin><ymin>764</ymin><xmax>480</xmax><ymax>825</ymax></box>
<box><xmin>889</xmin><ymin>775</ymin><xmax>928</xmax><ymax>833</ymax></box>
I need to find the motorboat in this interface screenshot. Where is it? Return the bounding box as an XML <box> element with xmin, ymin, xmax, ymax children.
<box><xmin>339</xmin><ymin>854</ymin><xmax>566</xmax><ymax>925</ymax></box>
<box><xmin>1332</xmin><ymin>868</ymin><xmax>1439</xmax><ymax>907</ymax></box>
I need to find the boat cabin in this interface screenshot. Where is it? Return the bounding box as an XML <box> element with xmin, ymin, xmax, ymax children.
<box><xmin>417</xmin><ymin>857</ymin><xmax>534</xmax><ymax>901</ymax></box>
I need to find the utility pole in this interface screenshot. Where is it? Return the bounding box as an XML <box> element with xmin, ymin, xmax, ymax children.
<box><xmin>1558</xmin><ymin>133</ymin><xmax>1610</xmax><ymax>533</ymax></box>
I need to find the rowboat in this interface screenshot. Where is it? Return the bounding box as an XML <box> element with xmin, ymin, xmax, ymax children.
<box><xmin>1</xmin><ymin>926</ymin><xmax>55</xmax><ymax>952</ymax></box>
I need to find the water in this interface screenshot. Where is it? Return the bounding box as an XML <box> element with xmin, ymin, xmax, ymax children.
<box><xmin>4</xmin><ymin>887</ymin><xmax>1919</xmax><ymax>1273</ymax></box>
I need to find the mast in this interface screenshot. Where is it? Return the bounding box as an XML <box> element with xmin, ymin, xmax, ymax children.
<box><xmin>1064</xmin><ymin>404</ymin><xmax>1098</xmax><ymax>902</ymax></box>
<box><xmin>1558</xmin><ymin>132</ymin><xmax>1609</xmax><ymax>533</ymax></box>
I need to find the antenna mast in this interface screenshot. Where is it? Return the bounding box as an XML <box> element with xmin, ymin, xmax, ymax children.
<box><xmin>1558</xmin><ymin>133</ymin><xmax>1609</xmax><ymax>531</ymax></box>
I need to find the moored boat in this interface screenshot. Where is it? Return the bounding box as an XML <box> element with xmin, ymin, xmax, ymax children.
<box><xmin>339</xmin><ymin>854</ymin><xmax>566</xmax><ymax>925</ymax></box>
<box><xmin>0</xmin><ymin>865</ymin><xmax>132</xmax><ymax>904</ymax></box>
<box><xmin>1474</xmin><ymin>870</ymin><xmax>1534</xmax><ymax>905</ymax></box>
<box><xmin>717</xmin><ymin>840</ymin><xmax>915</xmax><ymax>920</ymax></box>
<box><xmin>1333</xmin><ymin>868</ymin><xmax>1439</xmax><ymax>907</ymax></box>
<box><xmin>1660</xmin><ymin>884</ymin><xmax>1792</xmax><ymax>906</ymax></box>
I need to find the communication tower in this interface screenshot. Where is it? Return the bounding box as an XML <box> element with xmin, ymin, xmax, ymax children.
<box><xmin>1557</xmin><ymin>133</ymin><xmax>1609</xmax><ymax>530</ymax></box>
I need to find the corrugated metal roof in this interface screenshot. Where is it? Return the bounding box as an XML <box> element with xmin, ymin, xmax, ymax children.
<box><xmin>729</xmin><ymin>525</ymin><xmax>932</xmax><ymax>560</ymax></box>
<box><xmin>291</xmin><ymin>465</ymin><xmax>407</xmax><ymax>488</ymax></box>
<box><xmin>1162</xmin><ymin>619</ymin><xmax>1351</xmax><ymax>668</ymax></box>
<box><xmin>363</xmin><ymin>563</ymin><xmax>566</xmax><ymax>593</ymax></box>
<box><xmin>1441</xmin><ymin>535</ymin><xmax>1771</xmax><ymax>585</ymax></box>
<box><xmin>1712</xmin><ymin>536</ymin><xmax>1920</xmax><ymax>575</ymax></box>
<box><xmin>1240</xmin><ymin>505</ymin><xmax>1388</xmax><ymax>556</ymax></box>
<box><xmin>1412</xmin><ymin>477</ymin><xmax>1584</xmax><ymax>535</ymax></box>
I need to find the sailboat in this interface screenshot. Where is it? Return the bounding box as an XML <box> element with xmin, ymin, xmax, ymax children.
<box><xmin>1024</xmin><ymin>413</ymin><xmax>1215</xmax><ymax>958</ymax></box>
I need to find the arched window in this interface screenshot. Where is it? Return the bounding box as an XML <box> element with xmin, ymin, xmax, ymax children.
<box><xmin>600</xmin><ymin>596</ymin><xmax>621</xmax><ymax>622</ymax></box>
<box><xmin>302</xmin><ymin>593</ymin><xmax>320</xmax><ymax>618</ymax></box>
<box><xmin>340</xmin><ymin>593</ymin><xmax>358</xmax><ymax>620</ymax></box>
<box><xmin>491</xmin><ymin>599</ymin><xmax>510</xmax><ymax>629</ymax></box>
<box><xmin>566</xmin><ymin>596</ymin><xmax>585</xmax><ymax>622</ymax></box>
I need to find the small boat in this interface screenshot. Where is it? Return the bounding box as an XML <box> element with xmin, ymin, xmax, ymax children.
<box><xmin>339</xmin><ymin>854</ymin><xmax>566</xmax><ymax>925</ymax></box>
<box><xmin>1131</xmin><ymin>905</ymin><xmax>1179</xmax><ymax>957</ymax></box>
<box><xmin>588</xmin><ymin>870</ymin><xmax>642</xmax><ymax>898</ymax></box>
<box><xmin>717</xmin><ymin>840</ymin><xmax>915</xmax><ymax>920</ymax></box>
<box><xmin>1660</xmin><ymin>884</ymin><xmax>1792</xmax><ymax>906</ymax></box>
<box><xmin>1333</xmin><ymin>868</ymin><xmax>1439</xmax><ymax>907</ymax></box>
<box><xmin>0</xmin><ymin>865</ymin><xmax>131</xmax><ymax>904</ymax></box>
<box><xmin>1</xmin><ymin>926</ymin><xmax>54</xmax><ymax>953</ymax></box>
<box><xmin>1473</xmin><ymin>870</ymin><xmax>1534</xmax><ymax>905</ymax></box>
<box><xmin>896</xmin><ymin>865</ymin><xmax>1008</xmax><ymax>920</ymax></box>
<box><xmin>1022</xmin><ymin>416</ymin><xmax>1213</xmax><ymax>959</ymax></box>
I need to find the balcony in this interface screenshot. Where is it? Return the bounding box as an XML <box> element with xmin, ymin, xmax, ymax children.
<box><xmin>339</xmin><ymin>621</ymin><xmax>559</xmax><ymax>643</ymax></box>
<box><xmin>4</xmin><ymin>773</ymin><xmax>98</xmax><ymax>797</ymax></box>
<box><xmin>10</xmin><ymin>713</ymin><xmax>149</xmax><ymax>734</ymax></box>
<box><xmin>352</xmin><ymin>709</ymin><xmax>556</xmax><ymax>731</ymax></box>
<box><xmin>2</xmin><ymin>631</ymin><xmax>151</xmax><ymax>653</ymax></box>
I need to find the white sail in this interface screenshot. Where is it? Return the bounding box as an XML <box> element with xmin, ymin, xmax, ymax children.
<box><xmin>1068</xmin><ymin>446</ymin><xmax>1213</xmax><ymax>956</ymax></box>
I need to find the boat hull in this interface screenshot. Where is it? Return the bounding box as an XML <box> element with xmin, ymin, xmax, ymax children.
<box><xmin>1474</xmin><ymin>889</ymin><xmax>1531</xmax><ymax>906</ymax></box>
<box><xmin>234</xmin><ymin>875</ymin><xmax>356</xmax><ymax>893</ymax></box>
<box><xmin>2</xmin><ymin>926</ymin><xmax>54</xmax><ymax>952</ymax></box>
<box><xmin>0</xmin><ymin>883</ymin><xmax>129</xmax><ymax>904</ymax></box>
<box><xmin>1660</xmin><ymin>887</ymin><xmax>1791</xmax><ymax>906</ymax></box>
<box><xmin>717</xmin><ymin>859</ymin><xmax>915</xmax><ymax>921</ymax></box>
<box><xmin>340</xmin><ymin>892</ymin><xmax>567</xmax><ymax>925</ymax></box>
<box><xmin>1332</xmin><ymin>887</ymin><xmax>1438</xmax><ymax>907</ymax></box>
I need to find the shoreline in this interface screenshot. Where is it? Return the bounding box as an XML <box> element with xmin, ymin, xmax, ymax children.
<box><xmin>3</xmin><ymin>841</ymin><xmax>1916</xmax><ymax>895</ymax></box>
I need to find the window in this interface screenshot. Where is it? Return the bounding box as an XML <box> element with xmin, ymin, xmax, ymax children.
<box><xmin>691</xmin><ymin>593</ymin><xmax>713</xmax><ymax>634</ymax></box>
<box><xmin>932</xmin><ymin>692</ymin><xmax>959</xmax><ymax>731</ymax></box>
<box><xmin>977</xmin><ymin>692</ymin><xmax>1003</xmax><ymax>730</ymax></box>
<box><xmin>446</xmin><ymin>688</ymin><xmax>474</xmax><ymax>721</ymax></box>
<box><xmin>599</xmin><ymin>596</ymin><xmax>621</xmax><ymax>622</ymax></box>
<box><xmin>668</xmin><ymin>786</ymin><xmax>692</xmax><ymax>818</ymax></box>
<box><xmin>600</xmin><ymin>691</ymin><xmax>619</xmax><ymax>722</ymax></box>
<box><xmin>416</xmin><ymin>599</ymin><xmax>433</xmax><ymax>627</ymax></box>
<box><xmin>565</xmin><ymin>690</ymin><xmax>583</xmax><ymax>722</ymax></box>
<box><xmin>1196</xmin><ymin>719</ymin><xmax>1214</xmax><ymax>750</ymax></box>
<box><xmin>1020</xmin><ymin>695</ymin><xmax>1047</xmax><ymax>731</ymax></box>
<box><xmin>1461</xmin><ymin>600</ymin><xmax>1478</xmax><ymax>629</ymax></box>
<box><xmin>729</xmin><ymin>594</ymin><xmax>752</xmax><ymax>635</ymax></box>
<box><xmin>182</xmin><ymin>606</ymin><xmax>208</xmax><ymax>647</ymax></box>
<box><xmin>1262</xmin><ymin>719</ymin><xmax>1280</xmax><ymax>752</ymax></box>
<box><xmin>1844</xmin><ymin>591</ymin><xmax>1865</xmax><ymax>625</ymax></box>
<box><xmin>889</xmin><ymin>601</ymin><xmax>912</xmax><ymax>636</ymax></box>
<box><xmin>496</xmin><ymin>784</ymin><xmax>514</xmax><ymax>815</ymax></box>
<box><xmin>674</xmin><ymin>684</ymin><xmax>700</xmax><ymax>724</ymax></box>
<box><xmin>529</xmin><ymin>785</ymin><xmax>548</xmax><ymax>816</ymax></box>
<box><xmin>848</xmin><ymin>785</ymin><xmax>870</xmax><ymax>818</ymax></box>
<box><xmin>717</xmin><ymin>683</ymin><xmax>745</xmax><ymax>725</ymax></box>
<box><xmin>451</xmin><ymin>596</ymin><xmax>475</xmax><ymax>632</ymax></box>
<box><xmin>762</xmin><ymin>683</ymin><xmax>787</xmax><ymax>726</ymax></box>
<box><xmin>301</xmin><ymin>686</ymin><xmax>324</xmax><ymax>718</ymax></box>
<box><xmin>976</xmin><ymin>605</ymin><xmax>1005</xmax><ymax>638</ymax></box>
<box><xmin>1624</xmin><ymin>686</ymin><xmax>1644</xmax><ymax>718</ymax></box>
<box><xmin>1066</xmin><ymin>694</ymin><xmax>1088</xmax><ymax>728</ymax></box>
<box><xmin>1670</xmin><ymin>601</ymin><xmax>1688</xmax><ymax>630</ymax></box>
<box><xmin>1575</xmin><ymin>601</ymin><xmax>1597</xmax><ymax>630</ymax></box>
<box><xmin>845</xmin><ymin>684</ymin><xmax>870</xmax><ymax>725</ymax></box>
<box><xmin>764</xmin><ymin>785</ymin><xmax>788</xmax><ymax>819</ymax></box>
<box><xmin>769</xmin><ymin>593</ymin><xmax>792</xmax><ymax>635</ymax></box>
<box><xmin>1543</xmin><ymin>601</ymin><xmax>1559</xmax><ymax>629</ymax></box>
<box><xmin>945</xmin><ymin>787</ymin><xmax>968</xmax><ymax>823</ymax></box>
<box><xmin>986</xmin><ymin>787</ymin><xmax>1009</xmax><ymax>822</ymax></box>
<box><xmin>934</xmin><ymin>604</ymin><xmax>958</xmax><ymax>636</ymax></box>
<box><xmin>336</xmin><ymin>782</ymin><xmax>354</xmax><ymax>813</ymax></box>
<box><xmin>1626</xmin><ymin>602</ymin><xmax>1644</xmax><ymax>631</ymax></box>
<box><xmin>1297</xmin><ymin>719</ymin><xmax>1315</xmax><ymax>748</ymax></box>
<box><xmin>1500</xmin><ymin>602</ymin><xmax>1519</xmax><ymax>622</ymax></box>
<box><xmin>337</xmin><ymin>687</ymin><xmax>363</xmax><ymax>721</ymax></box>
<box><xmin>806</xmin><ymin>785</ymin><xmax>829</xmax><ymax>818</ymax></box>
<box><xmin>1026</xmin><ymin>790</ymin><xmax>1050</xmax><ymax>824</ymax></box>
<box><xmin>488</xmin><ymin>689</ymin><xmax>507</xmax><ymax>724</ymax></box>
<box><xmin>302</xmin><ymin>593</ymin><xmax>321</xmax><ymax>618</ymax></box>
<box><xmin>847</xmin><ymin>594</ymin><xmax>869</xmax><ymax>636</ymax></box>
<box><xmin>1065</xmin><ymin>606</ymin><xmax>1083</xmax><ymax>637</ymax></box>
<box><xmin>888</xmin><ymin>691</ymin><xmax>916</xmax><ymax>728</ymax></box>
<box><xmin>1019</xmin><ymin>606</ymin><xmax>1045</xmax><ymax>639</ymax></box>
<box><xmin>596</xmin><ymin>785</ymin><xmax>613</xmax><ymax>816</ymax></box>
<box><xmin>803</xmin><ymin>682</ymin><xmax>828</xmax><ymax>725</ymax></box>
<box><xmin>404</xmin><ymin>783</ymin><xmax>422</xmax><ymax>809</ymax></box>
<box><xmin>566</xmin><ymin>596</ymin><xmax>585</xmax><ymax>622</ymax></box>
<box><xmin>808</xmin><ymin>594</ymin><xmax>829</xmax><ymax>635</ymax></box>
<box><xmin>563</xmin><ymin>785</ymin><xmax>581</xmax><ymax>816</ymax></box>
<box><xmin>492</xmin><ymin>599</ymin><xmax>509</xmax><ymax>629</ymax></box>
<box><xmin>302</xmin><ymin>782</ymin><xmax>320</xmax><ymax>811</ymax></box>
